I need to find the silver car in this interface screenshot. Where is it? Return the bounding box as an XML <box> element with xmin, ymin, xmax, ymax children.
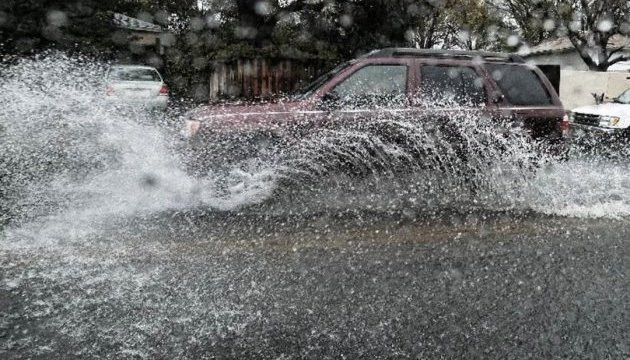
<box><xmin>105</xmin><ymin>65</ymin><xmax>169</xmax><ymax>109</ymax></box>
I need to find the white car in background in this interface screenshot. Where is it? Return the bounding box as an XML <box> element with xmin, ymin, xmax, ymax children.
<box><xmin>106</xmin><ymin>65</ymin><xmax>169</xmax><ymax>109</ymax></box>
<box><xmin>570</xmin><ymin>88</ymin><xmax>630</xmax><ymax>138</ymax></box>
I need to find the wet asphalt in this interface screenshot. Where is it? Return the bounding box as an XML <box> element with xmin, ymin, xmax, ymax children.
<box><xmin>1</xmin><ymin>211</ymin><xmax>629</xmax><ymax>359</ymax></box>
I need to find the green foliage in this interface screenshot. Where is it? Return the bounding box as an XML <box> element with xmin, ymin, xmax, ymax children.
<box><xmin>0</xmin><ymin>0</ymin><xmax>523</xmax><ymax>98</ymax></box>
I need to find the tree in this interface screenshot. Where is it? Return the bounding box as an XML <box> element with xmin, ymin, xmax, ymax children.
<box><xmin>557</xmin><ymin>0</ymin><xmax>630</xmax><ymax>71</ymax></box>
<box><xmin>493</xmin><ymin>0</ymin><xmax>630</xmax><ymax>71</ymax></box>
<box><xmin>320</xmin><ymin>0</ymin><xmax>504</xmax><ymax>55</ymax></box>
<box><xmin>216</xmin><ymin>0</ymin><xmax>327</xmax><ymax>48</ymax></box>
<box><xmin>491</xmin><ymin>0</ymin><xmax>556</xmax><ymax>45</ymax></box>
<box><xmin>311</xmin><ymin>0</ymin><xmax>455</xmax><ymax>56</ymax></box>
<box><xmin>0</xmin><ymin>0</ymin><xmax>146</xmax><ymax>55</ymax></box>
<box><xmin>441</xmin><ymin>0</ymin><xmax>504</xmax><ymax>50</ymax></box>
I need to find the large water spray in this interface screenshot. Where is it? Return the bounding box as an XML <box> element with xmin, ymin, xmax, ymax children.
<box><xmin>1</xmin><ymin>53</ymin><xmax>630</xmax><ymax>245</ymax></box>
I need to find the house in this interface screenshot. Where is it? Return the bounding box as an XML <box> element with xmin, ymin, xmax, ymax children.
<box><xmin>112</xmin><ymin>13</ymin><xmax>166</xmax><ymax>54</ymax></box>
<box><xmin>525</xmin><ymin>34</ymin><xmax>630</xmax><ymax>71</ymax></box>
<box><xmin>524</xmin><ymin>35</ymin><xmax>630</xmax><ymax>108</ymax></box>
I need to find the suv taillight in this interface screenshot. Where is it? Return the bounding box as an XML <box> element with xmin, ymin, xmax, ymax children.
<box><xmin>159</xmin><ymin>84</ymin><xmax>169</xmax><ymax>96</ymax></box>
<box><xmin>560</xmin><ymin>114</ymin><xmax>571</xmax><ymax>137</ymax></box>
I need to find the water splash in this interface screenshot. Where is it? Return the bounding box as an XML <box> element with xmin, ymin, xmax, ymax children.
<box><xmin>0</xmin><ymin>52</ymin><xmax>276</xmax><ymax>243</ymax></box>
<box><xmin>2</xmin><ymin>52</ymin><xmax>630</xmax><ymax>246</ymax></box>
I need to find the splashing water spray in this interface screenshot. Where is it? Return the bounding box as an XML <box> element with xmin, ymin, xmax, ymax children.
<box><xmin>2</xmin><ymin>53</ymin><xmax>630</xmax><ymax>246</ymax></box>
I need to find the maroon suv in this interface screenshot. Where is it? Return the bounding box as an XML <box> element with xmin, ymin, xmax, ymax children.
<box><xmin>183</xmin><ymin>48</ymin><xmax>569</xmax><ymax>171</ymax></box>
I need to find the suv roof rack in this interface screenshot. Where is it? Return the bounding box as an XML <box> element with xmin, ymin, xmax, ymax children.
<box><xmin>366</xmin><ymin>48</ymin><xmax>525</xmax><ymax>63</ymax></box>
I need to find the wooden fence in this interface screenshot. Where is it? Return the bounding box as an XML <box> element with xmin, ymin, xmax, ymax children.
<box><xmin>208</xmin><ymin>58</ymin><xmax>329</xmax><ymax>100</ymax></box>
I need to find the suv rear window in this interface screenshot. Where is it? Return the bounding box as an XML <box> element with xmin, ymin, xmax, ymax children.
<box><xmin>486</xmin><ymin>64</ymin><xmax>552</xmax><ymax>106</ymax></box>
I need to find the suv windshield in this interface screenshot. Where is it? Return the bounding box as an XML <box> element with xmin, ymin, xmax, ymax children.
<box><xmin>294</xmin><ymin>61</ymin><xmax>352</xmax><ymax>99</ymax></box>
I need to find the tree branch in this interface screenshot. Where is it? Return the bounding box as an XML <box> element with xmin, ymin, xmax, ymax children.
<box><xmin>605</xmin><ymin>53</ymin><xmax>630</xmax><ymax>67</ymax></box>
<box><xmin>608</xmin><ymin>45</ymin><xmax>625</xmax><ymax>57</ymax></box>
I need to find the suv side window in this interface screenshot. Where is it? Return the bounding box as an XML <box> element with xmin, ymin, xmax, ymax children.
<box><xmin>486</xmin><ymin>63</ymin><xmax>553</xmax><ymax>106</ymax></box>
<box><xmin>419</xmin><ymin>65</ymin><xmax>486</xmax><ymax>107</ymax></box>
<box><xmin>329</xmin><ymin>64</ymin><xmax>408</xmax><ymax>109</ymax></box>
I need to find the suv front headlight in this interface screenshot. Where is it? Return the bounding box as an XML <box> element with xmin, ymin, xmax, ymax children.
<box><xmin>183</xmin><ymin>119</ymin><xmax>201</xmax><ymax>138</ymax></box>
<box><xmin>599</xmin><ymin>115</ymin><xmax>621</xmax><ymax>128</ymax></box>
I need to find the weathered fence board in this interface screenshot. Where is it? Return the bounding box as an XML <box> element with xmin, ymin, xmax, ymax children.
<box><xmin>208</xmin><ymin>58</ymin><xmax>328</xmax><ymax>100</ymax></box>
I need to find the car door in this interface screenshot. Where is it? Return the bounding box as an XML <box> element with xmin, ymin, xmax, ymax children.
<box><xmin>413</xmin><ymin>62</ymin><xmax>493</xmax><ymax>166</ymax></box>
<box><xmin>414</xmin><ymin>61</ymin><xmax>491</xmax><ymax>113</ymax></box>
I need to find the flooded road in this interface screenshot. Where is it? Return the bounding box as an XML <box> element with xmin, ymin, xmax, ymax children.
<box><xmin>2</xmin><ymin>212</ymin><xmax>629</xmax><ymax>359</ymax></box>
<box><xmin>2</xmin><ymin>54</ymin><xmax>630</xmax><ymax>359</ymax></box>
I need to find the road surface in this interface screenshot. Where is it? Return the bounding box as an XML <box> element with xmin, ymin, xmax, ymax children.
<box><xmin>1</xmin><ymin>211</ymin><xmax>629</xmax><ymax>359</ymax></box>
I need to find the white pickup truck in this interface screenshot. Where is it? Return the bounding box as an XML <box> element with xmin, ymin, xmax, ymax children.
<box><xmin>570</xmin><ymin>88</ymin><xmax>630</xmax><ymax>138</ymax></box>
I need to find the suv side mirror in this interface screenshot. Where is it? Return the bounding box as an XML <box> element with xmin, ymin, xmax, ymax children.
<box><xmin>320</xmin><ymin>92</ymin><xmax>341</xmax><ymax>109</ymax></box>
<box><xmin>322</xmin><ymin>92</ymin><xmax>339</xmax><ymax>103</ymax></box>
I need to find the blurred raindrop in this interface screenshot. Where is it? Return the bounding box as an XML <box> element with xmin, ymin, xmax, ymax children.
<box><xmin>0</xmin><ymin>11</ymin><xmax>8</xmax><ymax>27</ymax></box>
<box><xmin>190</xmin><ymin>17</ymin><xmax>205</xmax><ymax>32</ymax></box>
<box><xmin>146</xmin><ymin>54</ymin><xmax>164</xmax><ymax>68</ymax></box>
<box><xmin>46</xmin><ymin>10</ymin><xmax>68</xmax><ymax>27</ymax></box>
<box><xmin>518</xmin><ymin>44</ymin><xmax>531</xmax><ymax>56</ymax></box>
<box><xmin>491</xmin><ymin>70</ymin><xmax>503</xmax><ymax>81</ymax></box>
<box><xmin>136</xmin><ymin>11</ymin><xmax>154</xmax><ymax>24</ymax></box>
<box><xmin>448</xmin><ymin>68</ymin><xmax>460</xmax><ymax>79</ymax></box>
<box><xmin>160</xmin><ymin>33</ymin><xmax>176</xmax><ymax>47</ymax></box>
<box><xmin>128</xmin><ymin>42</ymin><xmax>146</xmax><ymax>55</ymax></box>
<box><xmin>457</xmin><ymin>30</ymin><xmax>470</xmax><ymax>44</ymax></box>
<box><xmin>543</xmin><ymin>19</ymin><xmax>556</xmax><ymax>31</ymax></box>
<box><xmin>192</xmin><ymin>56</ymin><xmax>207</xmax><ymax>69</ymax></box>
<box><xmin>404</xmin><ymin>29</ymin><xmax>415</xmax><ymax>43</ymax></box>
<box><xmin>407</xmin><ymin>4</ymin><xmax>420</xmax><ymax>16</ymax></box>
<box><xmin>506</xmin><ymin>34</ymin><xmax>520</xmax><ymax>47</ymax></box>
<box><xmin>254</xmin><ymin>1</ymin><xmax>273</xmax><ymax>16</ymax></box>
<box><xmin>205</xmin><ymin>13</ymin><xmax>222</xmax><ymax>29</ymax></box>
<box><xmin>340</xmin><ymin>14</ymin><xmax>353</xmax><ymax>28</ymax></box>
<box><xmin>154</xmin><ymin>10</ymin><xmax>170</xmax><ymax>26</ymax></box>
<box><xmin>185</xmin><ymin>32</ymin><xmax>199</xmax><ymax>46</ymax></box>
<box><xmin>42</xmin><ymin>25</ymin><xmax>63</xmax><ymax>41</ymax></box>
<box><xmin>235</xmin><ymin>26</ymin><xmax>258</xmax><ymax>39</ymax></box>
<box><xmin>597</xmin><ymin>18</ymin><xmax>613</xmax><ymax>32</ymax></box>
